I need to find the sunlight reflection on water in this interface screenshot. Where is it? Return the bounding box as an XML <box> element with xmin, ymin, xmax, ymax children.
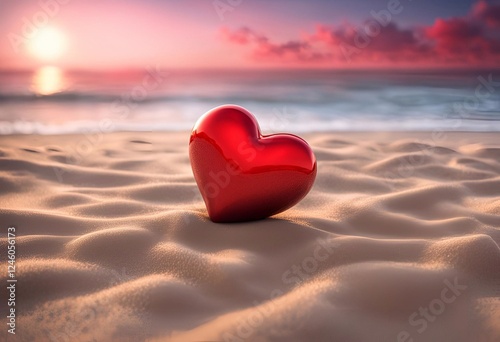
<box><xmin>32</xmin><ymin>66</ymin><xmax>66</xmax><ymax>95</ymax></box>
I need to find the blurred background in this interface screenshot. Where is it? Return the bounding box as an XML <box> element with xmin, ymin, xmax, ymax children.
<box><xmin>1</xmin><ymin>0</ymin><xmax>500</xmax><ymax>134</ymax></box>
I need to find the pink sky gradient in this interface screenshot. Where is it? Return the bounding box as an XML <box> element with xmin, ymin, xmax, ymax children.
<box><xmin>222</xmin><ymin>0</ymin><xmax>500</xmax><ymax>68</ymax></box>
<box><xmin>1</xmin><ymin>0</ymin><xmax>499</xmax><ymax>70</ymax></box>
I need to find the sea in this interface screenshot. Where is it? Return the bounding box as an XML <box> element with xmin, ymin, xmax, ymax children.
<box><xmin>1</xmin><ymin>67</ymin><xmax>499</xmax><ymax>134</ymax></box>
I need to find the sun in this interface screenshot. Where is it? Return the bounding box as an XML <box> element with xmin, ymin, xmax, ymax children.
<box><xmin>28</xmin><ymin>27</ymin><xmax>67</xmax><ymax>61</ymax></box>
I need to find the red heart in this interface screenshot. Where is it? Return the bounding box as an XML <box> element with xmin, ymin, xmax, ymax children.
<box><xmin>189</xmin><ymin>105</ymin><xmax>317</xmax><ymax>223</ymax></box>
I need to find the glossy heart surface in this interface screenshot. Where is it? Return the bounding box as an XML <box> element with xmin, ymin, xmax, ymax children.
<box><xmin>189</xmin><ymin>105</ymin><xmax>317</xmax><ymax>223</ymax></box>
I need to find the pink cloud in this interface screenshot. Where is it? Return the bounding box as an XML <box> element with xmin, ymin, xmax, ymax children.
<box><xmin>309</xmin><ymin>22</ymin><xmax>432</xmax><ymax>63</ymax></box>
<box><xmin>220</xmin><ymin>26</ymin><xmax>330</xmax><ymax>62</ymax></box>
<box><xmin>473</xmin><ymin>0</ymin><xmax>500</xmax><ymax>28</ymax></box>
<box><xmin>425</xmin><ymin>14</ymin><xmax>500</xmax><ymax>63</ymax></box>
<box><xmin>220</xmin><ymin>27</ymin><xmax>261</xmax><ymax>45</ymax></box>
<box><xmin>221</xmin><ymin>0</ymin><xmax>500</xmax><ymax>67</ymax></box>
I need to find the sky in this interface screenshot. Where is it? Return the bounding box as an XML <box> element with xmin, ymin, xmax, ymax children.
<box><xmin>1</xmin><ymin>0</ymin><xmax>500</xmax><ymax>70</ymax></box>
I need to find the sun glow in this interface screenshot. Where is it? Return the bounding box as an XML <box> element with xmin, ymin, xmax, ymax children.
<box><xmin>28</xmin><ymin>27</ymin><xmax>67</xmax><ymax>61</ymax></box>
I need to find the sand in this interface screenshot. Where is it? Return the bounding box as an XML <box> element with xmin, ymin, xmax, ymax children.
<box><xmin>0</xmin><ymin>131</ymin><xmax>499</xmax><ymax>342</ymax></box>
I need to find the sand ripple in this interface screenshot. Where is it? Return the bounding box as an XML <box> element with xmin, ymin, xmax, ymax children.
<box><xmin>0</xmin><ymin>132</ymin><xmax>498</xmax><ymax>341</ymax></box>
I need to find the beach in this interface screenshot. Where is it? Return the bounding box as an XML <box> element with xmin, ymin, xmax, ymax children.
<box><xmin>0</xmin><ymin>131</ymin><xmax>499</xmax><ymax>342</ymax></box>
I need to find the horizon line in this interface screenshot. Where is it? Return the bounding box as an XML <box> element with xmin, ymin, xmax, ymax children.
<box><xmin>2</xmin><ymin>66</ymin><xmax>500</xmax><ymax>74</ymax></box>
